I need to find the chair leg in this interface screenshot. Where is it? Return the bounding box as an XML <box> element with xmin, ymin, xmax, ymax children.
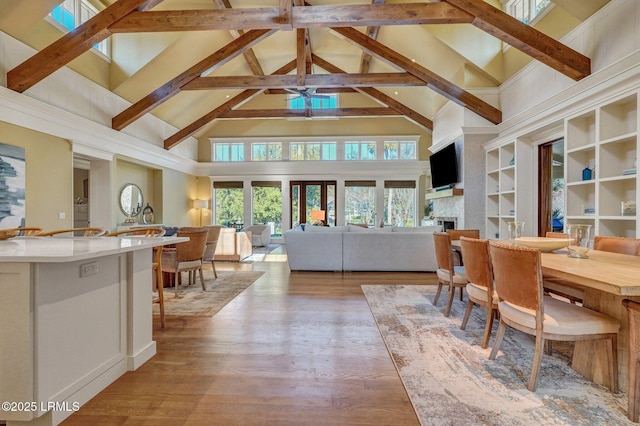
<box><xmin>444</xmin><ymin>284</ymin><xmax>456</xmax><ymax>317</ymax></box>
<box><xmin>174</xmin><ymin>272</ymin><xmax>179</xmax><ymax>298</ymax></box>
<box><xmin>489</xmin><ymin>320</ymin><xmax>507</xmax><ymax>360</ymax></box>
<box><xmin>528</xmin><ymin>334</ymin><xmax>545</xmax><ymax>392</ymax></box>
<box><xmin>198</xmin><ymin>267</ymin><xmax>206</xmax><ymax>291</ymax></box>
<box><xmin>433</xmin><ymin>282</ymin><xmax>444</xmax><ymax>306</ymax></box>
<box><xmin>211</xmin><ymin>260</ymin><xmax>217</xmax><ymax>278</ymax></box>
<box><xmin>156</xmin><ymin>268</ymin><xmax>165</xmax><ymax>329</ymax></box>
<box><xmin>459</xmin><ymin>286</ymin><xmax>463</xmax><ymax>301</ymax></box>
<box><xmin>481</xmin><ymin>307</ymin><xmax>495</xmax><ymax>350</ymax></box>
<box><xmin>460</xmin><ymin>300</ymin><xmax>474</xmax><ymax>330</ymax></box>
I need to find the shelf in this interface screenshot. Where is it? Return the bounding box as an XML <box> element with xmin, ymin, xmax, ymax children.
<box><xmin>425</xmin><ymin>188</ymin><xmax>463</xmax><ymax>200</ymax></box>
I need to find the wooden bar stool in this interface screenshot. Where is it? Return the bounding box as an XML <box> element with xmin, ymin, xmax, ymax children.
<box><xmin>624</xmin><ymin>299</ymin><xmax>640</xmax><ymax>422</ymax></box>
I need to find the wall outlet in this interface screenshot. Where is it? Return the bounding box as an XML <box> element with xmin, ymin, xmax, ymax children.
<box><xmin>80</xmin><ymin>262</ymin><xmax>98</xmax><ymax>278</ymax></box>
<box><xmin>59</xmin><ymin>212</ymin><xmax>66</xmax><ymax>219</ymax></box>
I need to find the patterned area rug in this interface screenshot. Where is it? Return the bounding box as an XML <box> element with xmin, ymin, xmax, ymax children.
<box><xmin>362</xmin><ymin>284</ymin><xmax>632</xmax><ymax>426</ymax></box>
<box><xmin>153</xmin><ymin>270</ymin><xmax>263</xmax><ymax>317</ymax></box>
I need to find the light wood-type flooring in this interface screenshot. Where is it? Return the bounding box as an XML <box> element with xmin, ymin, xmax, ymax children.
<box><xmin>62</xmin><ymin>247</ymin><xmax>437</xmax><ymax>425</ymax></box>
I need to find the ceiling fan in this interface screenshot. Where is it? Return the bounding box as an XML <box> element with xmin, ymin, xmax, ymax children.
<box><xmin>285</xmin><ymin>88</ymin><xmax>330</xmax><ymax>108</ymax></box>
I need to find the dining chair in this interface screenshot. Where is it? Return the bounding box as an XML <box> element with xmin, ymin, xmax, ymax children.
<box><xmin>488</xmin><ymin>241</ymin><xmax>620</xmax><ymax>392</ymax></box>
<box><xmin>594</xmin><ymin>236</ymin><xmax>640</xmax><ymax>256</ymax></box>
<box><xmin>5</xmin><ymin>227</ymin><xmax>43</xmax><ymax>236</ymax></box>
<box><xmin>459</xmin><ymin>236</ymin><xmax>498</xmax><ymax>349</ymax></box>
<box><xmin>446</xmin><ymin>229</ymin><xmax>480</xmax><ymax>265</ymax></box>
<box><xmin>624</xmin><ymin>299</ymin><xmax>640</xmax><ymax>422</ymax></box>
<box><xmin>38</xmin><ymin>227</ymin><xmax>107</xmax><ymax>237</ymax></box>
<box><xmin>161</xmin><ymin>227</ymin><xmax>209</xmax><ymax>297</ymax></box>
<box><xmin>105</xmin><ymin>227</ymin><xmax>166</xmax><ymax>237</ymax></box>
<box><xmin>153</xmin><ymin>245</ymin><xmax>165</xmax><ymax>328</ymax></box>
<box><xmin>432</xmin><ymin>232</ymin><xmax>467</xmax><ymax>317</ymax></box>
<box><xmin>202</xmin><ymin>225</ymin><xmax>223</xmax><ymax>278</ymax></box>
<box><xmin>542</xmin><ymin>231</ymin><xmax>584</xmax><ymax>304</ymax></box>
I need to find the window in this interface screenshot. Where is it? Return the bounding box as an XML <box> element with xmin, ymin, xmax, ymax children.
<box><xmin>215</xmin><ymin>143</ymin><xmax>244</xmax><ymax>161</ymax></box>
<box><xmin>290</xmin><ymin>142</ymin><xmax>336</xmax><ymax>161</ymax></box>
<box><xmin>384</xmin><ymin>141</ymin><xmax>416</xmax><ymax>160</ymax></box>
<box><xmin>344</xmin><ymin>181</ymin><xmax>376</xmax><ymax>226</ymax></box>
<box><xmin>252</xmin><ymin>143</ymin><xmax>282</xmax><ymax>161</ymax></box>
<box><xmin>214</xmin><ymin>182</ymin><xmax>244</xmax><ymax>226</ymax></box>
<box><xmin>252</xmin><ymin>181</ymin><xmax>282</xmax><ymax>237</ymax></box>
<box><xmin>503</xmin><ymin>0</ymin><xmax>551</xmax><ymax>24</ymax></box>
<box><xmin>50</xmin><ymin>0</ymin><xmax>109</xmax><ymax>57</ymax></box>
<box><xmin>383</xmin><ymin>181</ymin><xmax>416</xmax><ymax>227</ymax></box>
<box><xmin>345</xmin><ymin>142</ymin><xmax>376</xmax><ymax>160</ymax></box>
<box><xmin>288</xmin><ymin>94</ymin><xmax>338</xmax><ymax>110</ymax></box>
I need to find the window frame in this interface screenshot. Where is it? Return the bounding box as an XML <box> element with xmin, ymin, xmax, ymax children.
<box><xmin>48</xmin><ymin>0</ymin><xmax>110</xmax><ymax>60</ymax></box>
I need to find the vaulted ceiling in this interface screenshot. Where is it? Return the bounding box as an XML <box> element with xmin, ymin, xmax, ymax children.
<box><xmin>1</xmin><ymin>0</ymin><xmax>611</xmax><ymax>149</ymax></box>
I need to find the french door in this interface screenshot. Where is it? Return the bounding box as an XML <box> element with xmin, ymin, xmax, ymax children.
<box><xmin>290</xmin><ymin>181</ymin><xmax>336</xmax><ymax>227</ymax></box>
<box><xmin>538</xmin><ymin>139</ymin><xmax>565</xmax><ymax>236</ymax></box>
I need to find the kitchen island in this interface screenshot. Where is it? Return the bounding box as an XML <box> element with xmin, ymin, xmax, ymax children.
<box><xmin>0</xmin><ymin>236</ymin><xmax>186</xmax><ymax>426</ymax></box>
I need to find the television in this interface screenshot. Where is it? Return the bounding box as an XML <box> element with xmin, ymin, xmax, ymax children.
<box><xmin>429</xmin><ymin>143</ymin><xmax>459</xmax><ymax>190</ymax></box>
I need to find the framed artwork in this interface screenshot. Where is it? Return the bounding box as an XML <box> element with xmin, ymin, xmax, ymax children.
<box><xmin>0</xmin><ymin>143</ymin><xmax>26</xmax><ymax>227</ymax></box>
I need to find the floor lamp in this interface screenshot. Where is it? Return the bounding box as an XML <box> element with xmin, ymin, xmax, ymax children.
<box><xmin>194</xmin><ymin>199</ymin><xmax>209</xmax><ymax>226</ymax></box>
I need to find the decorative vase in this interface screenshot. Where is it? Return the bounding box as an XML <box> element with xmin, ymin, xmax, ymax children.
<box><xmin>582</xmin><ymin>164</ymin><xmax>592</xmax><ymax>181</ymax></box>
<box><xmin>142</xmin><ymin>203</ymin><xmax>154</xmax><ymax>224</ymax></box>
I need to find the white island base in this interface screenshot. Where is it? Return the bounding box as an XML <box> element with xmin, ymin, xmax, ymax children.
<box><xmin>0</xmin><ymin>236</ymin><xmax>184</xmax><ymax>425</ymax></box>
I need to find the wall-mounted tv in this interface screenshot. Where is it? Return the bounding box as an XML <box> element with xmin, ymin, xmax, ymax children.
<box><xmin>429</xmin><ymin>143</ymin><xmax>459</xmax><ymax>190</ymax></box>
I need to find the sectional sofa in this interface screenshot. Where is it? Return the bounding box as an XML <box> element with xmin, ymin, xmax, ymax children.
<box><xmin>283</xmin><ymin>224</ymin><xmax>440</xmax><ymax>271</ymax></box>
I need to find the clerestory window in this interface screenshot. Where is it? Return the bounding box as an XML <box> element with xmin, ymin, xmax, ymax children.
<box><xmin>49</xmin><ymin>0</ymin><xmax>110</xmax><ymax>58</ymax></box>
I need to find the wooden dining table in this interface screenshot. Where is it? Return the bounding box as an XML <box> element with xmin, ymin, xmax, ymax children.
<box><xmin>451</xmin><ymin>239</ymin><xmax>640</xmax><ymax>391</ymax></box>
<box><xmin>540</xmin><ymin>248</ymin><xmax>640</xmax><ymax>391</ymax></box>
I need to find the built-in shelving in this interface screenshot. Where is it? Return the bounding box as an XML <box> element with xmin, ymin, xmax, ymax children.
<box><xmin>564</xmin><ymin>92</ymin><xmax>638</xmax><ymax>237</ymax></box>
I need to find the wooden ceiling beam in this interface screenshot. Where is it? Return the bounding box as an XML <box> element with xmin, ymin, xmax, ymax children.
<box><xmin>112</xmin><ymin>28</ymin><xmax>277</xmax><ymax>131</ymax></box>
<box><xmin>332</xmin><ymin>26</ymin><xmax>501</xmax><ymax>124</ymax></box>
<box><xmin>109</xmin><ymin>3</ymin><xmax>474</xmax><ymax>32</ymax></box>
<box><xmin>313</xmin><ymin>54</ymin><xmax>433</xmax><ymax>130</ymax></box>
<box><xmin>164</xmin><ymin>59</ymin><xmax>297</xmax><ymax>149</ymax></box>
<box><xmin>219</xmin><ymin>107</ymin><xmax>400</xmax><ymax>119</ymax></box>
<box><xmin>211</xmin><ymin>0</ymin><xmax>266</xmax><ymax>78</ymax></box>
<box><xmin>7</xmin><ymin>0</ymin><xmax>152</xmax><ymax>93</ymax></box>
<box><xmin>182</xmin><ymin>72</ymin><xmax>427</xmax><ymax>90</ymax></box>
<box><xmin>442</xmin><ymin>0</ymin><xmax>590</xmax><ymax>80</ymax></box>
<box><xmin>360</xmin><ymin>0</ymin><xmax>386</xmax><ymax>74</ymax></box>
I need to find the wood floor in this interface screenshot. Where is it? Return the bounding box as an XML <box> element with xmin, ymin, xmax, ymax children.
<box><xmin>63</xmin><ymin>248</ymin><xmax>437</xmax><ymax>425</ymax></box>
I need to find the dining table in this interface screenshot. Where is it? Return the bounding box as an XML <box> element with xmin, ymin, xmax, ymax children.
<box><xmin>451</xmin><ymin>239</ymin><xmax>640</xmax><ymax>392</ymax></box>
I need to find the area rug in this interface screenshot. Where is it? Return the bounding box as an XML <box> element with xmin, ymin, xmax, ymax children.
<box><xmin>241</xmin><ymin>243</ymin><xmax>280</xmax><ymax>263</ymax></box>
<box><xmin>153</xmin><ymin>270</ymin><xmax>263</xmax><ymax>317</ymax></box>
<box><xmin>361</xmin><ymin>284</ymin><xmax>632</xmax><ymax>426</ymax></box>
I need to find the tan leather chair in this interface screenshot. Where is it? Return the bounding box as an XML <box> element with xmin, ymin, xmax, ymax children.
<box><xmin>459</xmin><ymin>236</ymin><xmax>498</xmax><ymax>349</ymax></box>
<box><xmin>594</xmin><ymin>236</ymin><xmax>640</xmax><ymax>256</ymax></box>
<box><xmin>432</xmin><ymin>232</ymin><xmax>467</xmax><ymax>317</ymax></box>
<box><xmin>39</xmin><ymin>227</ymin><xmax>106</xmax><ymax>237</ymax></box>
<box><xmin>543</xmin><ymin>232</ymin><xmax>584</xmax><ymax>303</ymax></box>
<box><xmin>162</xmin><ymin>227</ymin><xmax>208</xmax><ymax>297</ymax></box>
<box><xmin>446</xmin><ymin>229</ymin><xmax>479</xmax><ymax>265</ymax></box>
<box><xmin>489</xmin><ymin>241</ymin><xmax>620</xmax><ymax>392</ymax></box>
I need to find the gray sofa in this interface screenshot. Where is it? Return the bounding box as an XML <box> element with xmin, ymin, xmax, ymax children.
<box><xmin>283</xmin><ymin>225</ymin><xmax>440</xmax><ymax>271</ymax></box>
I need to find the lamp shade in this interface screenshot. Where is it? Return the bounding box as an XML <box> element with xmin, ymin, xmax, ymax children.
<box><xmin>310</xmin><ymin>210</ymin><xmax>325</xmax><ymax>221</ymax></box>
<box><xmin>193</xmin><ymin>199</ymin><xmax>209</xmax><ymax>209</ymax></box>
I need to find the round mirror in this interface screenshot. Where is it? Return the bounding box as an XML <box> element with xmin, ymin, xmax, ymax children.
<box><xmin>119</xmin><ymin>183</ymin><xmax>143</xmax><ymax>221</ymax></box>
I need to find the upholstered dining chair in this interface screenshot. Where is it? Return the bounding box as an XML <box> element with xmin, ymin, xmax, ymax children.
<box><xmin>594</xmin><ymin>236</ymin><xmax>640</xmax><ymax>256</ymax></box>
<box><xmin>105</xmin><ymin>227</ymin><xmax>166</xmax><ymax>237</ymax></box>
<box><xmin>488</xmin><ymin>241</ymin><xmax>620</xmax><ymax>392</ymax></box>
<box><xmin>161</xmin><ymin>227</ymin><xmax>208</xmax><ymax>297</ymax></box>
<box><xmin>202</xmin><ymin>225</ymin><xmax>223</xmax><ymax>278</ymax></box>
<box><xmin>38</xmin><ymin>227</ymin><xmax>106</xmax><ymax>237</ymax></box>
<box><xmin>459</xmin><ymin>236</ymin><xmax>498</xmax><ymax>349</ymax></box>
<box><xmin>5</xmin><ymin>227</ymin><xmax>43</xmax><ymax>236</ymax></box>
<box><xmin>543</xmin><ymin>231</ymin><xmax>584</xmax><ymax>304</ymax></box>
<box><xmin>432</xmin><ymin>232</ymin><xmax>468</xmax><ymax>317</ymax></box>
<box><xmin>446</xmin><ymin>229</ymin><xmax>480</xmax><ymax>265</ymax></box>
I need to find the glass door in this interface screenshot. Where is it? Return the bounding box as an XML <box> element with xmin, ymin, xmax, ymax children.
<box><xmin>538</xmin><ymin>139</ymin><xmax>565</xmax><ymax>235</ymax></box>
<box><xmin>290</xmin><ymin>181</ymin><xmax>336</xmax><ymax>227</ymax></box>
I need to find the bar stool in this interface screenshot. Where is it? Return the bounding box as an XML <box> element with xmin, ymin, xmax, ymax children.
<box><xmin>624</xmin><ymin>299</ymin><xmax>640</xmax><ymax>422</ymax></box>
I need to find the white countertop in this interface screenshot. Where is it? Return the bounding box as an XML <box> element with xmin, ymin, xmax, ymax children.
<box><xmin>0</xmin><ymin>236</ymin><xmax>188</xmax><ymax>262</ymax></box>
